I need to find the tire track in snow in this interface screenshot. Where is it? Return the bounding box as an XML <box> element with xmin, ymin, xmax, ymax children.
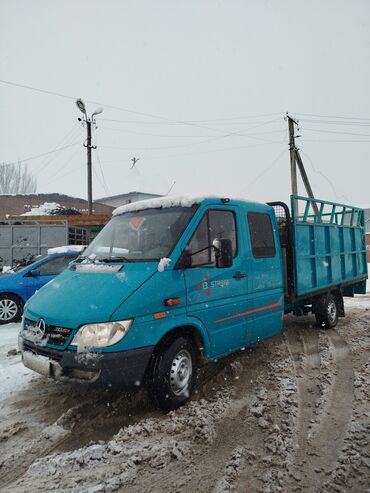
<box><xmin>285</xmin><ymin>325</ymin><xmax>354</xmax><ymax>492</ymax></box>
<box><xmin>284</xmin><ymin>327</ymin><xmax>321</xmax><ymax>470</ymax></box>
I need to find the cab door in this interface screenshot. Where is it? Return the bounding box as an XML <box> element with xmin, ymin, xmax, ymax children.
<box><xmin>183</xmin><ymin>207</ymin><xmax>249</xmax><ymax>358</ymax></box>
<box><xmin>245</xmin><ymin>210</ymin><xmax>284</xmax><ymax>343</ymax></box>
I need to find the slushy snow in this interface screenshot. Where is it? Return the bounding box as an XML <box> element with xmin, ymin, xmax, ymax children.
<box><xmin>0</xmin><ymin>323</ymin><xmax>35</xmax><ymax>402</ymax></box>
<box><xmin>75</xmin><ymin>263</ymin><xmax>122</xmax><ymax>273</ymax></box>
<box><xmin>157</xmin><ymin>257</ymin><xmax>171</xmax><ymax>272</ymax></box>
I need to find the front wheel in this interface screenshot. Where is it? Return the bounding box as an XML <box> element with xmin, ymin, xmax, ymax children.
<box><xmin>0</xmin><ymin>294</ymin><xmax>23</xmax><ymax>324</ymax></box>
<box><xmin>314</xmin><ymin>293</ymin><xmax>338</xmax><ymax>329</ymax></box>
<box><xmin>148</xmin><ymin>336</ymin><xmax>197</xmax><ymax>411</ymax></box>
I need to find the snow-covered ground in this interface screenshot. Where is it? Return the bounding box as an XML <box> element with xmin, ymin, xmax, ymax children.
<box><xmin>0</xmin><ymin>296</ymin><xmax>368</xmax><ymax>493</ymax></box>
<box><xmin>0</xmin><ymin>323</ymin><xmax>35</xmax><ymax>403</ymax></box>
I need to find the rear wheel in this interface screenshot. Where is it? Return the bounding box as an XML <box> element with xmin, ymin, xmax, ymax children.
<box><xmin>0</xmin><ymin>294</ymin><xmax>23</xmax><ymax>324</ymax></box>
<box><xmin>314</xmin><ymin>293</ymin><xmax>338</xmax><ymax>329</ymax></box>
<box><xmin>148</xmin><ymin>336</ymin><xmax>197</xmax><ymax>411</ymax></box>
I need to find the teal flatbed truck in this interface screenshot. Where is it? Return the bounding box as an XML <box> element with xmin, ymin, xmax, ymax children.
<box><xmin>19</xmin><ymin>195</ymin><xmax>368</xmax><ymax>410</ymax></box>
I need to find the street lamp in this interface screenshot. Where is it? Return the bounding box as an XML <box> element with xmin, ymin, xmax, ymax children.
<box><xmin>75</xmin><ymin>99</ymin><xmax>103</xmax><ymax>215</ymax></box>
<box><xmin>92</xmin><ymin>107</ymin><xmax>103</xmax><ymax>118</ymax></box>
<box><xmin>75</xmin><ymin>98</ymin><xmax>87</xmax><ymax>116</ymax></box>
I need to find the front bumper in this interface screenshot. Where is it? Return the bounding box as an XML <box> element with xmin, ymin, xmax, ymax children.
<box><xmin>19</xmin><ymin>335</ymin><xmax>154</xmax><ymax>387</ymax></box>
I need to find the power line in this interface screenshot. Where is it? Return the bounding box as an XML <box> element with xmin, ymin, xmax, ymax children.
<box><xmin>0</xmin><ymin>78</ymin><xmax>288</xmax><ymax>139</ymax></box>
<box><xmin>47</xmin><ymin>163</ymin><xmax>85</xmax><ymax>184</ymax></box>
<box><xmin>171</xmin><ymin>112</ymin><xmax>283</xmax><ymax>123</ymax></box>
<box><xmin>4</xmin><ymin>142</ymin><xmax>80</xmax><ymax>166</ymax></box>
<box><xmin>45</xmin><ymin>146</ymin><xmax>82</xmax><ymax>183</ymax></box>
<box><xmin>92</xmin><ymin>164</ymin><xmax>108</xmax><ymax>196</ymax></box>
<box><xmin>98</xmin><ymin>140</ymin><xmax>284</xmax><ymax>167</ymax></box>
<box><xmin>302</xmin><ymin>139</ymin><xmax>370</xmax><ymax>143</ymax></box>
<box><xmin>302</xmin><ymin>127</ymin><xmax>370</xmax><ymax>138</ymax></box>
<box><xmin>296</xmin><ymin>112</ymin><xmax>370</xmax><ymax>121</ymax></box>
<box><xmin>0</xmin><ymin>79</ymin><xmax>79</xmax><ymax>102</ymax></box>
<box><xmin>33</xmin><ymin>124</ymin><xmax>82</xmax><ymax>175</ymax></box>
<box><xmin>297</xmin><ymin>118</ymin><xmax>370</xmax><ymax>127</ymax></box>
<box><xmin>299</xmin><ymin>146</ymin><xmax>352</xmax><ymax>204</ymax></box>
<box><xmin>0</xmin><ymin>78</ymin><xmax>167</xmax><ymax>121</ymax></box>
<box><xmin>98</xmin><ymin>124</ymin><xmax>286</xmax><ymax>139</ymax></box>
<box><xmin>99</xmin><ymin>118</ymin><xmax>283</xmax><ymax>126</ymax></box>
<box><xmin>238</xmin><ymin>147</ymin><xmax>287</xmax><ymax>194</ymax></box>
<box><xmin>99</xmin><ymin>119</ymin><xmax>284</xmax><ymax>152</ymax></box>
<box><xmin>99</xmin><ymin>136</ymin><xmax>282</xmax><ymax>152</ymax></box>
<box><xmin>100</xmin><ymin>114</ymin><xmax>284</xmax><ymax>125</ymax></box>
<box><xmin>92</xmin><ymin>125</ymin><xmax>110</xmax><ymax>196</ymax></box>
<box><xmin>0</xmin><ymin>78</ymin><xmax>283</xmax><ymax>128</ymax></box>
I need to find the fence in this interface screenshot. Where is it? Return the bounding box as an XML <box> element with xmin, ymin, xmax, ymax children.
<box><xmin>0</xmin><ymin>220</ymin><xmax>68</xmax><ymax>268</ymax></box>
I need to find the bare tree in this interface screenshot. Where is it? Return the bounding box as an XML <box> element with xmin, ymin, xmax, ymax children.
<box><xmin>0</xmin><ymin>162</ymin><xmax>37</xmax><ymax>194</ymax></box>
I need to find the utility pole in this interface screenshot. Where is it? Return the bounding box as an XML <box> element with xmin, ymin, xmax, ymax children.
<box><xmin>75</xmin><ymin>99</ymin><xmax>103</xmax><ymax>215</ymax></box>
<box><xmin>286</xmin><ymin>113</ymin><xmax>319</xmax><ymax>216</ymax></box>
<box><xmin>287</xmin><ymin>114</ymin><xmax>298</xmax><ymax>197</ymax></box>
<box><xmin>86</xmin><ymin>119</ymin><xmax>93</xmax><ymax>215</ymax></box>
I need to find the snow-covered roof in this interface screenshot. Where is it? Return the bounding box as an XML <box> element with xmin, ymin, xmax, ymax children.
<box><xmin>21</xmin><ymin>202</ymin><xmax>61</xmax><ymax>216</ymax></box>
<box><xmin>111</xmin><ymin>195</ymin><xmax>272</xmax><ymax>216</ymax></box>
<box><xmin>47</xmin><ymin>245</ymin><xmax>86</xmax><ymax>255</ymax></box>
<box><xmin>113</xmin><ymin>196</ymin><xmax>207</xmax><ymax>216</ymax></box>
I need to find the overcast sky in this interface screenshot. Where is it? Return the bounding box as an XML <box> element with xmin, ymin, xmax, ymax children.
<box><xmin>1</xmin><ymin>0</ymin><xmax>369</xmax><ymax>207</ymax></box>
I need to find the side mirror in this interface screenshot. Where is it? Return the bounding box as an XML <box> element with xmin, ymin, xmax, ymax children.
<box><xmin>213</xmin><ymin>238</ymin><xmax>233</xmax><ymax>268</ymax></box>
<box><xmin>28</xmin><ymin>268</ymin><xmax>41</xmax><ymax>277</ymax></box>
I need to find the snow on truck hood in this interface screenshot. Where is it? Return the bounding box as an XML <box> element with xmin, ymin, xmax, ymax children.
<box><xmin>25</xmin><ymin>262</ymin><xmax>158</xmax><ymax>328</ymax></box>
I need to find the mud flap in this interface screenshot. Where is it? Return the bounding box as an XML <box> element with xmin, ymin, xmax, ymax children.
<box><xmin>334</xmin><ymin>291</ymin><xmax>345</xmax><ymax>318</ymax></box>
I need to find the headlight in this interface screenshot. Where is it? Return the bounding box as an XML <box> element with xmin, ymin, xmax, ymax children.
<box><xmin>71</xmin><ymin>319</ymin><xmax>132</xmax><ymax>349</ymax></box>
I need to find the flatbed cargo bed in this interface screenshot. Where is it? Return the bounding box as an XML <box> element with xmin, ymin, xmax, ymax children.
<box><xmin>269</xmin><ymin>196</ymin><xmax>368</xmax><ymax>302</ymax></box>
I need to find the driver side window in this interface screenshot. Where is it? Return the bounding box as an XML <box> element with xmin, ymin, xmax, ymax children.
<box><xmin>187</xmin><ymin>210</ymin><xmax>237</xmax><ymax>267</ymax></box>
<box><xmin>188</xmin><ymin>215</ymin><xmax>210</xmax><ymax>266</ymax></box>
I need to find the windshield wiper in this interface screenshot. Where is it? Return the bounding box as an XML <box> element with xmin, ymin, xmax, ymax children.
<box><xmin>98</xmin><ymin>256</ymin><xmax>132</xmax><ymax>263</ymax></box>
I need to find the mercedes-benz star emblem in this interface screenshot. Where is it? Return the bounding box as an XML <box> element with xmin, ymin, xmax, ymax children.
<box><xmin>36</xmin><ymin>318</ymin><xmax>46</xmax><ymax>337</ymax></box>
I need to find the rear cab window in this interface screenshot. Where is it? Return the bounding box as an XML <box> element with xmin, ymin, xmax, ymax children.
<box><xmin>247</xmin><ymin>212</ymin><xmax>276</xmax><ymax>258</ymax></box>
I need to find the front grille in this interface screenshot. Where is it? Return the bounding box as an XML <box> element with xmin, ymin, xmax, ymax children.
<box><xmin>24</xmin><ymin>318</ymin><xmax>72</xmax><ymax>347</ymax></box>
<box><xmin>23</xmin><ymin>340</ymin><xmax>63</xmax><ymax>362</ymax></box>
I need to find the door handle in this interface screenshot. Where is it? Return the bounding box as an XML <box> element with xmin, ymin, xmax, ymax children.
<box><xmin>233</xmin><ymin>271</ymin><xmax>247</xmax><ymax>280</ymax></box>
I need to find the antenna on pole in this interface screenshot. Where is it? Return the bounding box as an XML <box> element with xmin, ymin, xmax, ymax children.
<box><xmin>165</xmin><ymin>181</ymin><xmax>176</xmax><ymax>196</ymax></box>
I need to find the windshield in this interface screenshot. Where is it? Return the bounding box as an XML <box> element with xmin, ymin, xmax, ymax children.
<box><xmin>82</xmin><ymin>206</ymin><xmax>196</xmax><ymax>262</ymax></box>
<box><xmin>10</xmin><ymin>254</ymin><xmax>47</xmax><ymax>274</ymax></box>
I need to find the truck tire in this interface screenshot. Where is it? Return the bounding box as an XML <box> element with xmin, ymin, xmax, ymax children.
<box><xmin>148</xmin><ymin>336</ymin><xmax>197</xmax><ymax>411</ymax></box>
<box><xmin>0</xmin><ymin>294</ymin><xmax>23</xmax><ymax>324</ymax></box>
<box><xmin>314</xmin><ymin>293</ymin><xmax>338</xmax><ymax>329</ymax></box>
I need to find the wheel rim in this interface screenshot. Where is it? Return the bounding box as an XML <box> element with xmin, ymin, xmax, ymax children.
<box><xmin>170</xmin><ymin>349</ymin><xmax>192</xmax><ymax>396</ymax></box>
<box><xmin>0</xmin><ymin>298</ymin><xmax>18</xmax><ymax>321</ymax></box>
<box><xmin>327</xmin><ymin>299</ymin><xmax>337</xmax><ymax>323</ymax></box>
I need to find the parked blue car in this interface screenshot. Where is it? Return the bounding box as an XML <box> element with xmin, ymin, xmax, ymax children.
<box><xmin>0</xmin><ymin>248</ymin><xmax>84</xmax><ymax>324</ymax></box>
